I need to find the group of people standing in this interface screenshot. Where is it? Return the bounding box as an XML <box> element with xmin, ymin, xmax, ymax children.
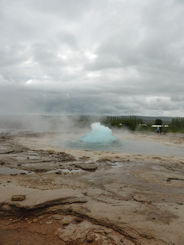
<box><xmin>156</xmin><ymin>126</ymin><xmax>162</xmax><ymax>134</ymax></box>
<box><xmin>156</xmin><ymin>126</ymin><xmax>167</xmax><ymax>134</ymax></box>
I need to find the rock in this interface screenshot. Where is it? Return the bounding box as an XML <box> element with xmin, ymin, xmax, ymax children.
<box><xmin>20</xmin><ymin>172</ymin><xmax>26</xmax><ymax>175</ymax></box>
<box><xmin>86</xmin><ymin>231</ymin><xmax>96</xmax><ymax>243</ymax></box>
<box><xmin>1</xmin><ymin>204</ymin><xmax>11</xmax><ymax>211</ymax></box>
<box><xmin>83</xmin><ymin>192</ymin><xmax>88</xmax><ymax>196</ymax></box>
<box><xmin>11</xmin><ymin>195</ymin><xmax>26</xmax><ymax>201</ymax></box>
<box><xmin>79</xmin><ymin>156</ymin><xmax>90</xmax><ymax>161</ymax></box>
<box><xmin>55</xmin><ymin>171</ymin><xmax>61</xmax><ymax>175</ymax></box>
<box><xmin>52</xmin><ymin>214</ymin><xmax>63</xmax><ymax>220</ymax></box>
<box><xmin>108</xmin><ymin>233</ymin><xmax>122</xmax><ymax>244</ymax></box>
<box><xmin>57</xmin><ymin>225</ymin><xmax>76</xmax><ymax>242</ymax></box>
<box><xmin>133</xmin><ymin>194</ymin><xmax>151</xmax><ymax>204</ymax></box>
<box><xmin>101</xmin><ymin>239</ymin><xmax>111</xmax><ymax>245</ymax></box>
<box><xmin>32</xmin><ymin>218</ymin><xmax>38</xmax><ymax>223</ymax></box>
<box><xmin>177</xmin><ymin>202</ymin><xmax>183</xmax><ymax>205</ymax></box>
<box><xmin>60</xmin><ymin>216</ymin><xmax>74</xmax><ymax>225</ymax></box>
<box><xmin>0</xmin><ymin>161</ymin><xmax>5</xmax><ymax>166</ymax></box>
<box><xmin>74</xmin><ymin>217</ymin><xmax>83</xmax><ymax>223</ymax></box>
<box><xmin>75</xmin><ymin>163</ymin><xmax>98</xmax><ymax>171</ymax></box>
<box><xmin>45</xmin><ymin>220</ymin><xmax>53</xmax><ymax>225</ymax></box>
<box><xmin>97</xmin><ymin>158</ymin><xmax>114</xmax><ymax>163</ymax></box>
<box><xmin>57</xmin><ymin>221</ymin><xmax>91</xmax><ymax>242</ymax></box>
<box><xmin>56</xmin><ymin>152</ymin><xmax>76</xmax><ymax>162</ymax></box>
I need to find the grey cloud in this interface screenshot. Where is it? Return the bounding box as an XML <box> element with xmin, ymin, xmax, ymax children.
<box><xmin>28</xmin><ymin>0</ymin><xmax>95</xmax><ymax>20</ymax></box>
<box><xmin>0</xmin><ymin>0</ymin><xmax>184</xmax><ymax>116</ymax></box>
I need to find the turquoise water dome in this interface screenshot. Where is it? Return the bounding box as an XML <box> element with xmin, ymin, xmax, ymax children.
<box><xmin>80</xmin><ymin>122</ymin><xmax>117</xmax><ymax>145</ymax></box>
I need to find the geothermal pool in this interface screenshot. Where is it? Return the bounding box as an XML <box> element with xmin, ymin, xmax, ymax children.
<box><xmin>79</xmin><ymin>122</ymin><xmax>116</xmax><ymax>144</ymax></box>
<box><xmin>59</xmin><ymin>122</ymin><xmax>184</xmax><ymax>157</ymax></box>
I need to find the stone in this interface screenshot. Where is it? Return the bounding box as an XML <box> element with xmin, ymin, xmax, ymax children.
<box><xmin>86</xmin><ymin>231</ymin><xmax>96</xmax><ymax>243</ymax></box>
<box><xmin>57</xmin><ymin>225</ymin><xmax>76</xmax><ymax>242</ymax></box>
<box><xmin>55</xmin><ymin>171</ymin><xmax>61</xmax><ymax>175</ymax></box>
<box><xmin>0</xmin><ymin>161</ymin><xmax>5</xmax><ymax>166</ymax></box>
<box><xmin>32</xmin><ymin>218</ymin><xmax>38</xmax><ymax>223</ymax></box>
<box><xmin>1</xmin><ymin>204</ymin><xmax>11</xmax><ymax>211</ymax></box>
<box><xmin>73</xmin><ymin>217</ymin><xmax>83</xmax><ymax>223</ymax></box>
<box><xmin>56</xmin><ymin>152</ymin><xmax>76</xmax><ymax>162</ymax></box>
<box><xmin>52</xmin><ymin>214</ymin><xmax>63</xmax><ymax>220</ymax></box>
<box><xmin>11</xmin><ymin>195</ymin><xmax>26</xmax><ymax>201</ymax></box>
<box><xmin>60</xmin><ymin>216</ymin><xmax>74</xmax><ymax>225</ymax></box>
<box><xmin>133</xmin><ymin>194</ymin><xmax>151</xmax><ymax>204</ymax></box>
<box><xmin>75</xmin><ymin>163</ymin><xmax>98</xmax><ymax>171</ymax></box>
<box><xmin>45</xmin><ymin>220</ymin><xmax>53</xmax><ymax>225</ymax></box>
<box><xmin>57</xmin><ymin>221</ymin><xmax>91</xmax><ymax>242</ymax></box>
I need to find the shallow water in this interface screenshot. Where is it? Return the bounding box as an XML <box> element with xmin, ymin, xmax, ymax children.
<box><xmin>0</xmin><ymin>167</ymin><xmax>30</xmax><ymax>175</ymax></box>
<box><xmin>58</xmin><ymin>136</ymin><xmax>184</xmax><ymax>157</ymax></box>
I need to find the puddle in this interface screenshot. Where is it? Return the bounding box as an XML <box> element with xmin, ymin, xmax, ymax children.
<box><xmin>111</xmin><ymin>162</ymin><xmax>129</xmax><ymax>168</ymax></box>
<box><xmin>151</xmin><ymin>165</ymin><xmax>166</xmax><ymax>171</ymax></box>
<box><xmin>11</xmin><ymin>155</ymin><xmax>40</xmax><ymax>161</ymax></box>
<box><xmin>0</xmin><ymin>167</ymin><xmax>31</xmax><ymax>175</ymax></box>
<box><xmin>111</xmin><ymin>161</ymin><xmax>145</xmax><ymax>168</ymax></box>
<box><xmin>0</xmin><ymin>145</ymin><xmax>10</xmax><ymax>150</ymax></box>
<box><xmin>46</xmin><ymin>169</ymin><xmax>84</xmax><ymax>174</ymax></box>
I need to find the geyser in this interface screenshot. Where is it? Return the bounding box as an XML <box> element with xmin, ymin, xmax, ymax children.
<box><xmin>80</xmin><ymin>122</ymin><xmax>117</xmax><ymax>145</ymax></box>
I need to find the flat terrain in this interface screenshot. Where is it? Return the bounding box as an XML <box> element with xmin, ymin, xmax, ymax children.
<box><xmin>0</xmin><ymin>132</ymin><xmax>184</xmax><ymax>245</ymax></box>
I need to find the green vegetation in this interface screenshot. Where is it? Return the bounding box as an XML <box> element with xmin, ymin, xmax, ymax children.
<box><xmin>169</xmin><ymin>118</ymin><xmax>184</xmax><ymax>133</ymax></box>
<box><xmin>103</xmin><ymin>116</ymin><xmax>184</xmax><ymax>133</ymax></box>
<box><xmin>76</xmin><ymin>115</ymin><xmax>184</xmax><ymax>133</ymax></box>
<box><xmin>154</xmin><ymin>118</ymin><xmax>163</xmax><ymax>125</ymax></box>
<box><xmin>102</xmin><ymin>116</ymin><xmax>143</xmax><ymax>131</ymax></box>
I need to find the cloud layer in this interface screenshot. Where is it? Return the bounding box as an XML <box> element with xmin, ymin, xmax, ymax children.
<box><xmin>0</xmin><ymin>0</ymin><xmax>184</xmax><ymax>116</ymax></box>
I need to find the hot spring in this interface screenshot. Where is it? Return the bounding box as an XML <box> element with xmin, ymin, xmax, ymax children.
<box><xmin>57</xmin><ymin>122</ymin><xmax>184</xmax><ymax>156</ymax></box>
<box><xmin>80</xmin><ymin>122</ymin><xmax>117</xmax><ymax>144</ymax></box>
<box><xmin>68</xmin><ymin>122</ymin><xmax>118</xmax><ymax>150</ymax></box>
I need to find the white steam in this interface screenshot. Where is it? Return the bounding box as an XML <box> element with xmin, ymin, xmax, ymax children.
<box><xmin>80</xmin><ymin>122</ymin><xmax>117</xmax><ymax>144</ymax></box>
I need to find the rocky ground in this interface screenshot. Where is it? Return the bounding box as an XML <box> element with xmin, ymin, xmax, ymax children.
<box><xmin>0</xmin><ymin>132</ymin><xmax>184</xmax><ymax>245</ymax></box>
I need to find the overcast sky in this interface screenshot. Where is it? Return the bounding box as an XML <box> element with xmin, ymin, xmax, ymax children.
<box><xmin>0</xmin><ymin>0</ymin><xmax>184</xmax><ymax>116</ymax></box>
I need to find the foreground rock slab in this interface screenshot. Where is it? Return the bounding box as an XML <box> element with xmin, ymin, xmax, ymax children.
<box><xmin>0</xmin><ymin>183</ymin><xmax>87</xmax><ymax>212</ymax></box>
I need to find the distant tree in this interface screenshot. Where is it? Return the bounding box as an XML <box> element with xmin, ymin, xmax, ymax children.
<box><xmin>103</xmin><ymin>116</ymin><xmax>143</xmax><ymax>131</ymax></box>
<box><xmin>155</xmin><ymin>118</ymin><xmax>163</xmax><ymax>125</ymax></box>
<box><xmin>169</xmin><ymin>118</ymin><xmax>184</xmax><ymax>132</ymax></box>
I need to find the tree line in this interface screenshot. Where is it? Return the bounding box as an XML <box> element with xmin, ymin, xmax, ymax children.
<box><xmin>102</xmin><ymin>116</ymin><xmax>184</xmax><ymax>133</ymax></box>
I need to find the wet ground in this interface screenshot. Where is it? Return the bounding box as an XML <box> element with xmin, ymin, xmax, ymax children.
<box><xmin>65</xmin><ymin>134</ymin><xmax>184</xmax><ymax>157</ymax></box>
<box><xmin>0</xmin><ymin>132</ymin><xmax>184</xmax><ymax>244</ymax></box>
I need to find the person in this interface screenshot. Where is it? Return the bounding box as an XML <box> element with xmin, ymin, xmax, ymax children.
<box><xmin>163</xmin><ymin>126</ymin><xmax>167</xmax><ymax>134</ymax></box>
<box><xmin>156</xmin><ymin>127</ymin><xmax>160</xmax><ymax>134</ymax></box>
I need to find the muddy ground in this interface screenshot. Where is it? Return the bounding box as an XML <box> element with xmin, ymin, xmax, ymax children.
<box><xmin>0</xmin><ymin>132</ymin><xmax>184</xmax><ymax>245</ymax></box>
